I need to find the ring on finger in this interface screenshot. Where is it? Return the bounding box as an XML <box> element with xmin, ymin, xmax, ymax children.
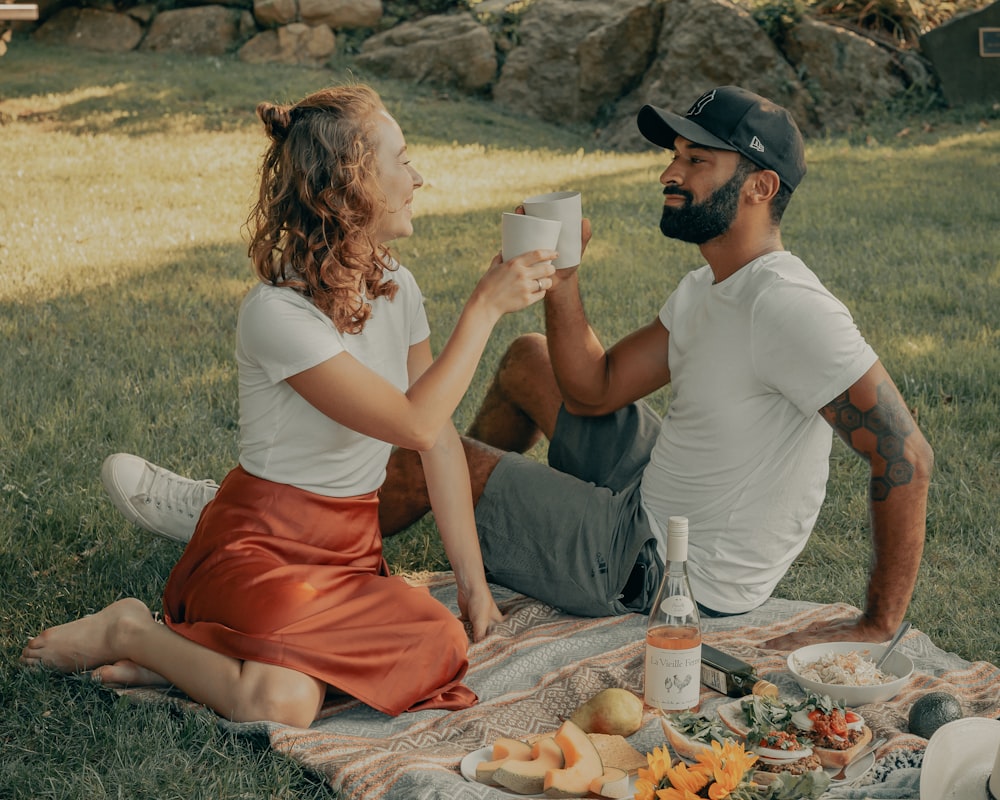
<box><xmin>536</xmin><ymin>278</ymin><xmax>543</xmax><ymax>292</ymax></box>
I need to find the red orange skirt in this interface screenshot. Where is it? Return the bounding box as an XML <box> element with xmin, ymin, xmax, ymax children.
<box><xmin>162</xmin><ymin>466</ymin><xmax>476</xmax><ymax>716</ymax></box>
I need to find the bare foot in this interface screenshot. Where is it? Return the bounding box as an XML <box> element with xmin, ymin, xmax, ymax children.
<box><xmin>20</xmin><ymin>598</ymin><xmax>153</xmax><ymax>673</ymax></box>
<box><xmin>92</xmin><ymin>659</ymin><xmax>170</xmax><ymax>687</ymax></box>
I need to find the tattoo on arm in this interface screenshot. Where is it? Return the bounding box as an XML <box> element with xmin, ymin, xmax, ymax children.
<box><xmin>820</xmin><ymin>381</ymin><xmax>917</xmax><ymax>502</ymax></box>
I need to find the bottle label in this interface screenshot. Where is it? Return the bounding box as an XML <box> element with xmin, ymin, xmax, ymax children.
<box><xmin>660</xmin><ymin>595</ymin><xmax>695</xmax><ymax>617</ymax></box>
<box><xmin>644</xmin><ymin>643</ymin><xmax>701</xmax><ymax>711</ymax></box>
<box><xmin>701</xmin><ymin>662</ymin><xmax>727</xmax><ymax>694</ymax></box>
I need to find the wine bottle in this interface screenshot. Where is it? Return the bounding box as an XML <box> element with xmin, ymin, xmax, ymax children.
<box><xmin>644</xmin><ymin>516</ymin><xmax>702</xmax><ymax>713</ymax></box>
<box><xmin>700</xmin><ymin>644</ymin><xmax>778</xmax><ymax>698</ymax></box>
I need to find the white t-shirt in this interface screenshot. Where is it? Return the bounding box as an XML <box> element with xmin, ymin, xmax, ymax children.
<box><xmin>235</xmin><ymin>264</ymin><xmax>430</xmax><ymax>497</ymax></box>
<box><xmin>639</xmin><ymin>251</ymin><xmax>877</xmax><ymax>613</ymax></box>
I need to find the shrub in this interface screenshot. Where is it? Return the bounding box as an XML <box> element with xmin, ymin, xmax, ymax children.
<box><xmin>810</xmin><ymin>0</ymin><xmax>995</xmax><ymax>48</ymax></box>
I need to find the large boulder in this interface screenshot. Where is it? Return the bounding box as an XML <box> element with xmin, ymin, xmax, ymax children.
<box><xmin>599</xmin><ymin>0</ymin><xmax>814</xmax><ymax>150</ymax></box>
<box><xmin>30</xmin><ymin>0</ymin><xmax>74</xmax><ymax>25</ymax></box>
<box><xmin>238</xmin><ymin>22</ymin><xmax>335</xmax><ymax>65</ymax></box>
<box><xmin>140</xmin><ymin>5</ymin><xmax>254</xmax><ymax>55</ymax></box>
<box><xmin>33</xmin><ymin>7</ymin><xmax>144</xmax><ymax>52</ymax></box>
<box><xmin>298</xmin><ymin>0</ymin><xmax>381</xmax><ymax>30</ymax></box>
<box><xmin>357</xmin><ymin>13</ymin><xmax>497</xmax><ymax>92</ymax></box>
<box><xmin>782</xmin><ymin>17</ymin><xmax>907</xmax><ymax>132</ymax></box>
<box><xmin>493</xmin><ymin>0</ymin><xmax>663</xmax><ymax>124</ymax></box>
<box><xmin>253</xmin><ymin>0</ymin><xmax>297</xmax><ymax>28</ymax></box>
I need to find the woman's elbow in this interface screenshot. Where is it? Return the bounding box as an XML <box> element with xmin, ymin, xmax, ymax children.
<box><xmin>395</xmin><ymin>424</ymin><xmax>441</xmax><ymax>453</ymax></box>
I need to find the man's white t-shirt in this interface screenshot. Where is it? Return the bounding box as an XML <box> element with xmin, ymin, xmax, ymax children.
<box><xmin>639</xmin><ymin>251</ymin><xmax>878</xmax><ymax>613</ymax></box>
<box><xmin>235</xmin><ymin>265</ymin><xmax>430</xmax><ymax>497</ymax></box>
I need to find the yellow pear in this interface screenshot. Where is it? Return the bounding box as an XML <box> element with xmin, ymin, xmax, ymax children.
<box><xmin>569</xmin><ymin>688</ymin><xmax>644</xmax><ymax>737</ymax></box>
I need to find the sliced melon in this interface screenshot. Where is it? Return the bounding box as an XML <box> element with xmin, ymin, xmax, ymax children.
<box><xmin>475</xmin><ymin>737</ymin><xmax>533</xmax><ymax>784</ymax></box>
<box><xmin>493</xmin><ymin>736</ymin><xmax>564</xmax><ymax>795</ymax></box>
<box><xmin>543</xmin><ymin>719</ymin><xmax>605</xmax><ymax>797</ymax></box>
<box><xmin>588</xmin><ymin>766</ymin><xmax>630</xmax><ymax>798</ymax></box>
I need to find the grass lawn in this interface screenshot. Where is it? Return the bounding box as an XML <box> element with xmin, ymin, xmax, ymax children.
<box><xmin>1</xmin><ymin>38</ymin><xmax>998</xmax><ymax>799</ymax></box>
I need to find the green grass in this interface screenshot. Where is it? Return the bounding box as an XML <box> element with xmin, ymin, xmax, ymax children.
<box><xmin>2</xmin><ymin>38</ymin><xmax>999</xmax><ymax>799</ymax></box>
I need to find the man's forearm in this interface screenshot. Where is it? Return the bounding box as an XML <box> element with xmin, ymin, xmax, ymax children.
<box><xmin>542</xmin><ymin>274</ymin><xmax>611</xmax><ymax>411</ymax></box>
<box><xmin>862</xmin><ymin>494</ymin><xmax>928</xmax><ymax>637</ymax></box>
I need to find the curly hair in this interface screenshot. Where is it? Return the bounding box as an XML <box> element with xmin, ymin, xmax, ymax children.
<box><xmin>248</xmin><ymin>84</ymin><xmax>399</xmax><ymax>334</ymax></box>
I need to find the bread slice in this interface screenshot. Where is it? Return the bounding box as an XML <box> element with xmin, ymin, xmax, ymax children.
<box><xmin>587</xmin><ymin>733</ymin><xmax>647</xmax><ymax>774</ymax></box>
<box><xmin>716</xmin><ymin>697</ymin><xmax>757</xmax><ymax>737</ymax></box>
<box><xmin>660</xmin><ymin>717</ymin><xmax>713</xmax><ymax>762</ymax></box>
<box><xmin>800</xmin><ymin>723</ymin><xmax>872</xmax><ymax>769</ymax></box>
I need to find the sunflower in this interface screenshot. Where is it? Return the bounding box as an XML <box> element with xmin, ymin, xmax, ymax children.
<box><xmin>695</xmin><ymin>739</ymin><xmax>758</xmax><ymax>799</ymax></box>
<box><xmin>633</xmin><ymin>739</ymin><xmax>760</xmax><ymax>800</ymax></box>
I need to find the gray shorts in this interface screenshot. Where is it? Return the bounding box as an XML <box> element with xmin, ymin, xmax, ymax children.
<box><xmin>475</xmin><ymin>402</ymin><xmax>665</xmax><ymax>617</ymax></box>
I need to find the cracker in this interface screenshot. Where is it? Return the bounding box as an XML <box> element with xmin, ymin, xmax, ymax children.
<box><xmin>587</xmin><ymin>733</ymin><xmax>648</xmax><ymax>774</ymax></box>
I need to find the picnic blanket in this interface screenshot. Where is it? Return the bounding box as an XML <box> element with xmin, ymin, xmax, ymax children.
<box><xmin>123</xmin><ymin>572</ymin><xmax>1000</xmax><ymax>799</ymax></box>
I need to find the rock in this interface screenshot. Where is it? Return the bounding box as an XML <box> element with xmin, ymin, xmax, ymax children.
<box><xmin>782</xmin><ymin>17</ymin><xmax>907</xmax><ymax>132</ymax></box>
<box><xmin>239</xmin><ymin>22</ymin><xmax>336</xmax><ymax>65</ymax></box>
<box><xmin>598</xmin><ymin>0</ymin><xmax>815</xmax><ymax>151</ymax></box>
<box><xmin>253</xmin><ymin>0</ymin><xmax>297</xmax><ymax>28</ymax></box>
<box><xmin>140</xmin><ymin>5</ymin><xmax>253</xmax><ymax>55</ymax></box>
<box><xmin>493</xmin><ymin>0</ymin><xmax>663</xmax><ymax>124</ymax></box>
<box><xmin>357</xmin><ymin>13</ymin><xmax>497</xmax><ymax>93</ymax></box>
<box><xmin>33</xmin><ymin>7</ymin><xmax>143</xmax><ymax>52</ymax></box>
<box><xmin>298</xmin><ymin>0</ymin><xmax>381</xmax><ymax>30</ymax></box>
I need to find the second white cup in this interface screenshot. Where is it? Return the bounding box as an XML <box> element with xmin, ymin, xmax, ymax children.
<box><xmin>501</xmin><ymin>212</ymin><xmax>562</xmax><ymax>261</ymax></box>
<box><xmin>521</xmin><ymin>191</ymin><xmax>582</xmax><ymax>269</ymax></box>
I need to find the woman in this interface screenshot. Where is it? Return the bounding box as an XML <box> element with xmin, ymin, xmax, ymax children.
<box><xmin>20</xmin><ymin>85</ymin><xmax>557</xmax><ymax>726</ymax></box>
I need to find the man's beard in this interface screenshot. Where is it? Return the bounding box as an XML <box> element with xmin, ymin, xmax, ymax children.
<box><xmin>659</xmin><ymin>166</ymin><xmax>746</xmax><ymax>244</ymax></box>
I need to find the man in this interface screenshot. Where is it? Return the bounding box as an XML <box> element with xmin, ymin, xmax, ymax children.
<box><xmin>103</xmin><ymin>86</ymin><xmax>933</xmax><ymax>649</ymax></box>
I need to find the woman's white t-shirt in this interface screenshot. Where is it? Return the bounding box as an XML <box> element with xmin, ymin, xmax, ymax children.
<box><xmin>235</xmin><ymin>265</ymin><xmax>430</xmax><ymax>497</ymax></box>
<box><xmin>639</xmin><ymin>251</ymin><xmax>878</xmax><ymax>613</ymax></box>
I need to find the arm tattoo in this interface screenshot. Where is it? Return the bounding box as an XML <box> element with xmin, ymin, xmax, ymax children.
<box><xmin>821</xmin><ymin>381</ymin><xmax>917</xmax><ymax>502</ymax></box>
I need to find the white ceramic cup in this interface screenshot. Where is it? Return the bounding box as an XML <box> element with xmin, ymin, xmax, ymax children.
<box><xmin>521</xmin><ymin>190</ymin><xmax>582</xmax><ymax>268</ymax></box>
<box><xmin>501</xmin><ymin>212</ymin><xmax>562</xmax><ymax>261</ymax></box>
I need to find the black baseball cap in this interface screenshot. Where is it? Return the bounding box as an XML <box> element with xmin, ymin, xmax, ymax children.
<box><xmin>637</xmin><ymin>86</ymin><xmax>806</xmax><ymax>191</ymax></box>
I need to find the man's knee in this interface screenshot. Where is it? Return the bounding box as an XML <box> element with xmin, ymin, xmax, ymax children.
<box><xmin>497</xmin><ymin>333</ymin><xmax>553</xmax><ymax>393</ymax></box>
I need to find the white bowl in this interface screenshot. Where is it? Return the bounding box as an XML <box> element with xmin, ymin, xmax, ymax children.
<box><xmin>786</xmin><ymin>641</ymin><xmax>913</xmax><ymax>706</ymax></box>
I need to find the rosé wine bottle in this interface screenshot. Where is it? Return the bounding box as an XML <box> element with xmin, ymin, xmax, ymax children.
<box><xmin>644</xmin><ymin>516</ymin><xmax>702</xmax><ymax>713</ymax></box>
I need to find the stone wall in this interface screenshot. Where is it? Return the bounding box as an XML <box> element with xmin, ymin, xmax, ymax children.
<box><xmin>21</xmin><ymin>0</ymin><xmax>953</xmax><ymax>148</ymax></box>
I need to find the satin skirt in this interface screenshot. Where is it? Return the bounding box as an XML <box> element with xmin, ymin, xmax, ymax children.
<box><xmin>162</xmin><ymin>466</ymin><xmax>476</xmax><ymax>716</ymax></box>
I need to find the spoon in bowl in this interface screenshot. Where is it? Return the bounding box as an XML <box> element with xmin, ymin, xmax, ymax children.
<box><xmin>875</xmin><ymin>621</ymin><xmax>911</xmax><ymax>670</ymax></box>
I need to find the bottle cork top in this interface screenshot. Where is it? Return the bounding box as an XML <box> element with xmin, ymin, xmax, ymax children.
<box><xmin>752</xmin><ymin>680</ymin><xmax>779</xmax><ymax>699</ymax></box>
<box><xmin>666</xmin><ymin>516</ymin><xmax>689</xmax><ymax>562</ymax></box>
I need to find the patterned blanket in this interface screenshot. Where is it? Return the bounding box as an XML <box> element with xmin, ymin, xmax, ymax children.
<box><xmin>126</xmin><ymin>572</ymin><xmax>1000</xmax><ymax>799</ymax></box>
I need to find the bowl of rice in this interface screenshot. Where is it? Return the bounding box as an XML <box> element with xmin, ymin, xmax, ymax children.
<box><xmin>787</xmin><ymin>641</ymin><xmax>913</xmax><ymax>706</ymax></box>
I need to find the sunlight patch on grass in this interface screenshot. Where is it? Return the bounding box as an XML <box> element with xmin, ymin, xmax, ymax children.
<box><xmin>0</xmin><ymin>81</ymin><xmax>132</xmax><ymax>116</ymax></box>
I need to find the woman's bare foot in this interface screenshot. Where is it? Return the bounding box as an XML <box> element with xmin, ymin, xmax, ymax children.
<box><xmin>20</xmin><ymin>598</ymin><xmax>154</xmax><ymax>673</ymax></box>
<box><xmin>92</xmin><ymin>659</ymin><xmax>170</xmax><ymax>687</ymax></box>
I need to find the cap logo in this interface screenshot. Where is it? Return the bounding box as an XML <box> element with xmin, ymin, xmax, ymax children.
<box><xmin>686</xmin><ymin>89</ymin><xmax>716</xmax><ymax>117</ymax></box>
<box><xmin>749</xmin><ymin>135</ymin><xmax>765</xmax><ymax>153</ymax></box>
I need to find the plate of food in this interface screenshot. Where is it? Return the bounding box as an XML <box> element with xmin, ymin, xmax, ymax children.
<box><xmin>658</xmin><ymin>709</ymin><xmax>742</xmax><ymax>762</ymax></box>
<box><xmin>717</xmin><ymin>693</ymin><xmax>875</xmax><ymax>773</ymax></box>
<box><xmin>787</xmin><ymin>641</ymin><xmax>913</xmax><ymax>705</ymax></box>
<box><xmin>460</xmin><ymin>723</ymin><xmax>644</xmax><ymax>798</ymax></box>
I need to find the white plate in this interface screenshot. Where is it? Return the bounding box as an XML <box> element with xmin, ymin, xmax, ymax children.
<box><xmin>825</xmin><ymin>750</ymin><xmax>875</xmax><ymax>785</ymax></box>
<box><xmin>460</xmin><ymin>746</ymin><xmax>639</xmax><ymax>798</ymax></box>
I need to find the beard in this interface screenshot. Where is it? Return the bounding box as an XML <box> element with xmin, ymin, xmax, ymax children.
<box><xmin>659</xmin><ymin>166</ymin><xmax>746</xmax><ymax>244</ymax></box>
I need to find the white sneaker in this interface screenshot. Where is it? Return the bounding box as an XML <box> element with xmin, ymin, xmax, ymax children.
<box><xmin>100</xmin><ymin>453</ymin><xmax>219</xmax><ymax>544</ymax></box>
